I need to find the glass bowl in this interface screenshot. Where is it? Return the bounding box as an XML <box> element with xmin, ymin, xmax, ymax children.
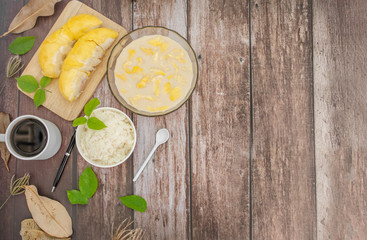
<box><xmin>107</xmin><ymin>26</ymin><xmax>199</xmax><ymax>117</ymax></box>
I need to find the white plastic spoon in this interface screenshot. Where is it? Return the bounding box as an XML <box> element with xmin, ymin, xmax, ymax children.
<box><xmin>133</xmin><ymin>128</ymin><xmax>170</xmax><ymax>182</ymax></box>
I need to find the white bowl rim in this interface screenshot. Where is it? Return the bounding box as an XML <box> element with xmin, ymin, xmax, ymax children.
<box><xmin>75</xmin><ymin>107</ymin><xmax>137</xmax><ymax>168</ymax></box>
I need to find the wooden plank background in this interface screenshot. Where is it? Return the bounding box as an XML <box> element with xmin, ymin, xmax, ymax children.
<box><xmin>313</xmin><ymin>0</ymin><xmax>367</xmax><ymax>239</ymax></box>
<box><xmin>132</xmin><ymin>1</ymin><xmax>191</xmax><ymax>239</ymax></box>
<box><xmin>251</xmin><ymin>0</ymin><xmax>315</xmax><ymax>239</ymax></box>
<box><xmin>0</xmin><ymin>0</ymin><xmax>367</xmax><ymax>239</ymax></box>
<box><xmin>189</xmin><ymin>0</ymin><xmax>250</xmax><ymax>239</ymax></box>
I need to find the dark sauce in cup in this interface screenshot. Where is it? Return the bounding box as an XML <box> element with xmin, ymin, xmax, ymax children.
<box><xmin>10</xmin><ymin>119</ymin><xmax>48</xmax><ymax>157</ymax></box>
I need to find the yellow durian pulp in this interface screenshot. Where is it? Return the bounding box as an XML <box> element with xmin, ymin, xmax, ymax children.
<box><xmin>59</xmin><ymin>28</ymin><xmax>118</xmax><ymax>102</ymax></box>
<box><xmin>38</xmin><ymin>14</ymin><xmax>102</xmax><ymax>78</ymax></box>
<box><xmin>64</xmin><ymin>14</ymin><xmax>103</xmax><ymax>39</ymax></box>
<box><xmin>58</xmin><ymin>69</ymin><xmax>89</xmax><ymax>103</ymax></box>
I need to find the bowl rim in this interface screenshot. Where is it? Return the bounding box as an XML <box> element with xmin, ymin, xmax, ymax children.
<box><xmin>75</xmin><ymin>107</ymin><xmax>137</xmax><ymax>168</ymax></box>
<box><xmin>106</xmin><ymin>26</ymin><xmax>199</xmax><ymax>117</ymax></box>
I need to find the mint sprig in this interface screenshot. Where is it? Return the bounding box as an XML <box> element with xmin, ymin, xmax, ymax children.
<box><xmin>8</xmin><ymin>36</ymin><xmax>36</xmax><ymax>55</ymax></box>
<box><xmin>33</xmin><ymin>89</ymin><xmax>45</xmax><ymax>108</ymax></box>
<box><xmin>16</xmin><ymin>75</ymin><xmax>51</xmax><ymax>108</ymax></box>
<box><xmin>67</xmin><ymin>166</ymin><xmax>98</xmax><ymax>205</ymax></box>
<box><xmin>16</xmin><ymin>75</ymin><xmax>38</xmax><ymax>93</ymax></box>
<box><xmin>87</xmin><ymin>117</ymin><xmax>107</xmax><ymax>130</ymax></box>
<box><xmin>73</xmin><ymin>98</ymin><xmax>107</xmax><ymax>130</ymax></box>
<box><xmin>119</xmin><ymin>195</ymin><xmax>147</xmax><ymax>212</ymax></box>
<box><xmin>40</xmin><ymin>76</ymin><xmax>51</xmax><ymax>88</ymax></box>
<box><xmin>73</xmin><ymin>117</ymin><xmax>87</xmax><ymax>126</ymax></box>
<box><xmin>84</xmin><ymin>98</ymin><xmax>100</xmax><ymax>116</ymax></box>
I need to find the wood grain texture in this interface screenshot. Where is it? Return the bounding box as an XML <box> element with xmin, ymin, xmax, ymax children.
<box><xmin>73</xmin><ymin>0</ymin><xmax>133</xmax><ymax>239</ymax></box>
<box><xmin>13</xmin><ymin>1</ymin><xmax>72</xmax><ymax>239</ymax></box>
<box><xmin>94</xmin><ymin>0</ymin><xmax>135</xmax><ymax>238</ymax></box>
<box><xmin>20</xmin><ymin>0</ymin><xmax>127</xmax><ymax>121</ymax></box>
<box><xmin>0</xmin><ymin>0</ymin><xmax>24</xmax><ymax>237</ymax></box>
<box><xmin>3</xmin><ymin>0</ymin><xmax>367</xmax><ymax>239</ymax></box>
<box><xmin>251</xmin><ymin>0</ymin><xmax>315</xmax><ymax>239</ymax></box>
<box><xmin>189</xmin><ymin>0</ymin><xmax>250</xmax><ymax>239</ymax></box>
<box><xmin>313</xmin><ymin>1</ymin><xmax>367</xmax><ymax>239</ymax></box>
<box><xmin>132</xmin><ymin>0</ymin><xmax>191</xmax><ymax>239</ymax></box>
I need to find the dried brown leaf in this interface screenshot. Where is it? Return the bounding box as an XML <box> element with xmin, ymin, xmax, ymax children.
<box><xmin>0</xmin><ymin>0</ymin><xmax>61</xmax><ymax>38</ymax></box>
<box><xmin>0</xmin><ymin>112</ymin><xmax>10</xmax><ymax>172</ymax></box>
<box><xmin>24</xmin><ymin>185</ymin><xmax>73</xmax><ymax>238</ymax></box>
<box><xmin>20</xmin><ymin>219</ymin><xmax>41</xmax><ymax>236</ymax></box>
<box><xmin>20</xmin><ymin>219</ymin><xmax>71</xmax><ymax>240</ymax></box>
<box><xmin>21</xmin><ymin>229</ymin><xmax>71</xmax><ymax>240</ymax></box>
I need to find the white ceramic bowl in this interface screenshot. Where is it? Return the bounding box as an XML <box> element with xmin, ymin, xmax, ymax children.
<box><xmin>76</xmin><ymin>107</ymin><xmax>136</xmax><ymax>168</ymax></box>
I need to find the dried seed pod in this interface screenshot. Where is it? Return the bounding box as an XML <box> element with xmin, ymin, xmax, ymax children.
<box><xmin>0</xmin><ymin>112</ymin><xmax>10</xmax><ymax>171</ymax></box>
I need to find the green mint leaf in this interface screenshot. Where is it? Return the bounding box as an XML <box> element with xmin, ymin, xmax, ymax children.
<box><xmin>8</xmin><ymin>36</ymin><xmax>36</xmax><ymax>55</ymax></box>
<box><xmin>16</xmin><ymin>75</ymin><xmax>39</xmax><ymax>93</ymax></box>
<box><xmin>84</xmin><ymin>98</ymin><xmax>100</xmax><ymax>116</ymax></box>
<box><xmin>66</xmin><ymin>166</ymin><xmax>98</xmax><ymax>205</ymax></box>
<box><xmin>73</xmin><ymin>116</ymin><xmax>87</xmax><ymax>127</ymax></box>
<box><xmin>40</xmin><ymin>76</ymin><xmax>51</xmax><ymax>88</ymax></box>
<box><xmin>67</xmin><ymin>190</ymin><xmax>89</xmax><ymax>205</ymax></box>
<box><xmin>87</xmin><ymin>117</ymin><xmax>107</xmax><ymax>130</ymax></box>
<box><xmin>79</xmin><ymin>166</ymin><xmax>98</xmax><ymax>199</ymax></box>
<box><xmin>119</xmin><ymin>195</ymin><xmax>147</xmax><ymax>212</ymax></box>
<box><xmin>33</xmin><ymin>89</ymin><xmax>45</xmax><ymax>108</ymax></box>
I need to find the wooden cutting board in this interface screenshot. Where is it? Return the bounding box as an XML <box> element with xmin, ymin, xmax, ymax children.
<box><xmin>20</xmin><ymin>0</ymin><xmax>127</xmax><ymax>121</ymax></box>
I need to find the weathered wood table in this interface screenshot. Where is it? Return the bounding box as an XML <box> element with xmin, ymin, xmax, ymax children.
<box><xmin>1</xmin><ymin>0</ymin><xmax>366</xmax><ymax>239</ymax></box>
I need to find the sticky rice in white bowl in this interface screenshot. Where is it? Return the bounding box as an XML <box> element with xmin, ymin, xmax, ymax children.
<box><xmin>76</xmin><ymin>107</ymin><xmax>136</xmax><ymax>168</ymax></box>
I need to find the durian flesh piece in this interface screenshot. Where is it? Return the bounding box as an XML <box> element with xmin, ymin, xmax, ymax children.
<box><xmin>39</xmin><ymin>14</ymin><xmax>102</xmax><ymax>78</ymax></box>
<box><xmin>59</xmin><ymin>28</ymin><xmax>118</xmax><ymax>102</ymax></box>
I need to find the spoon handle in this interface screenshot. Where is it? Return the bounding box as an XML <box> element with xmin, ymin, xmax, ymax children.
<box><xmin>133</xmin><ymin>144</ymin><xmax>159</xmax><ymax>182</ymax></box>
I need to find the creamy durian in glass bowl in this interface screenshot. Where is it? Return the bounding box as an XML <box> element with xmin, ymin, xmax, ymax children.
<box><xmin>107</xmin><ymin>26</ymin><xmax>199</xmax><ymax>117</ymax></box>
